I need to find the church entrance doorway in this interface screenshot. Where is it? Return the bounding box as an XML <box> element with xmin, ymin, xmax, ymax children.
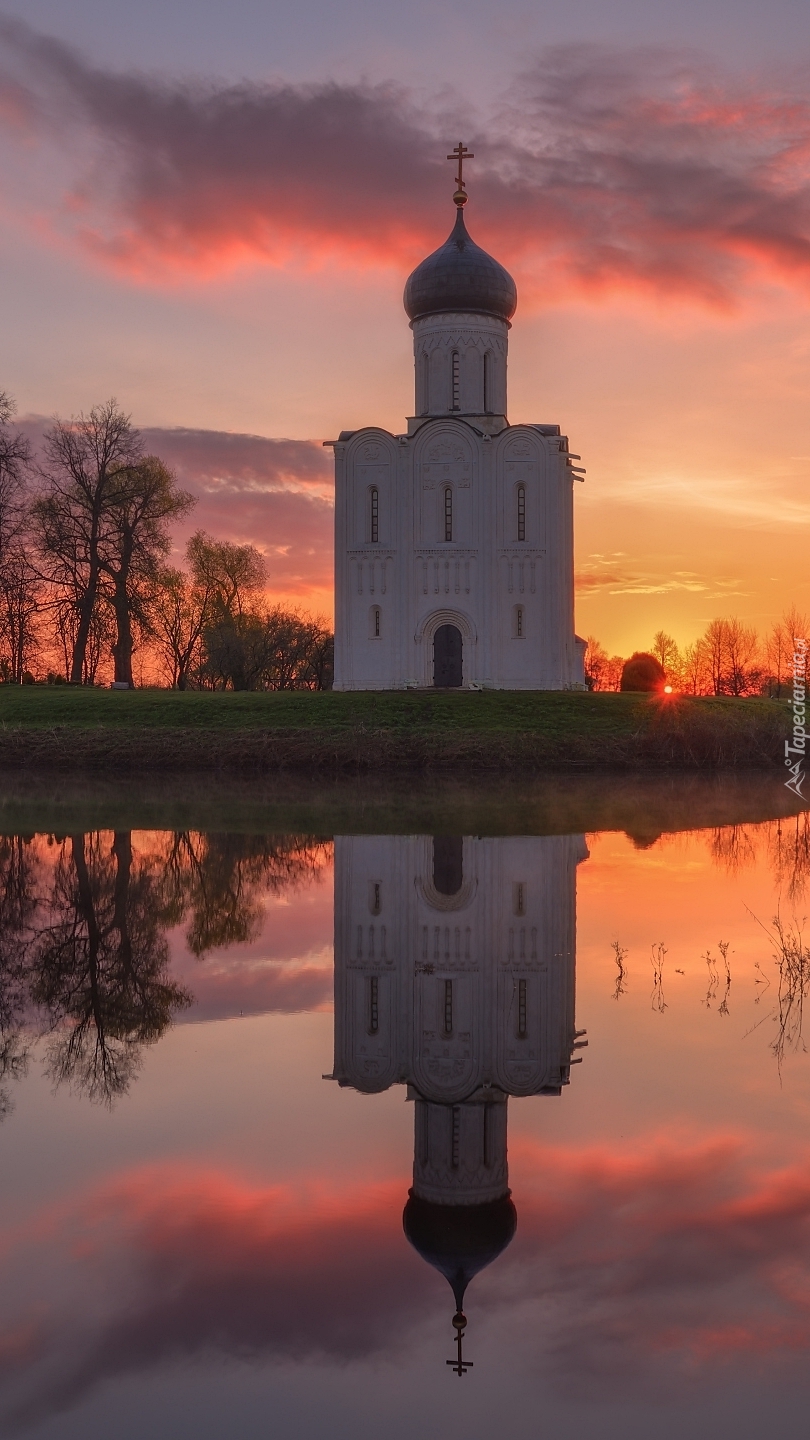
<box><xmin>433</xmin><ymin>624</ymin><xmax>463</xmax><ymax>687</ymax></box>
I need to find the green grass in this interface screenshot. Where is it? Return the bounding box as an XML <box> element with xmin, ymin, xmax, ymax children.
<box><xmin>0</xmin><ymin>685</ymin><xmax>780</xmax><ymax>731</ymax></box>
<box><xmin>0</xmin><ymin>686</ymin><xmax>790</xmax><ymax>772</ymax></box>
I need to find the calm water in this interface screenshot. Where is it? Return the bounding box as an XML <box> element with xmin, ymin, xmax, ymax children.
<box><xmin>1</xmin><ymin>774</ymin><xmax>810</xmax><ymax>1439</ymax></box>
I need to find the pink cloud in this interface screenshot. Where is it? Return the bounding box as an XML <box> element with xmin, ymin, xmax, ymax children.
<box><xmin>20</xmin><ymin>417</ymin><xmax>334</xmax><ymax>604</ymax></box>
<box><xmin>3</xmin><ymin>24</ymin><xmax>810</xmax><ymax>304</ymax></box>
<box><xmin>6</xmin><ymin>1133</ymin><xmax>810</xmax><ymax>1425</ymax></box>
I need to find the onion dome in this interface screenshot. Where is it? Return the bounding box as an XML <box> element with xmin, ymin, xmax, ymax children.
<box><xmin>404</xmin><ymin>206</ymin><xmax>517</xmax><ymax>324</ymax></box>
<box><xmin>402</xmin><ymin>1192</ymin><xmax>517</xmax><ymax>1311</ymax></box>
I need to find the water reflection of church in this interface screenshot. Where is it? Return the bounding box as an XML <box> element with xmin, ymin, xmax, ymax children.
<box><xmin>328</xmin><ymin>833</ymin><xmax>588</xmax><ymax>1371</ymax></box>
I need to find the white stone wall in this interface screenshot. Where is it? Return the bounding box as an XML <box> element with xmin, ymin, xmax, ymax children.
<box><xmin>333</xmin><ymin>419</ymin><xmax>585</xmax><ymax>690</ymax></box>
<box><xmin>411</xmin><ymin>312</ymin><xmax>508</xmax><ymax>420</ymax></box>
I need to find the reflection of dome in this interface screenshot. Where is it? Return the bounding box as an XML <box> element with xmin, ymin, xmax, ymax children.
<box><xmin>404</xmin><ymin>208</ymin><xmax>518</xmax><ymax>324</ymax></box>
<box><xmin>402</xmin><ymin>1192</ymin><xmax>517</xmax><ymax>1311</ymax></box>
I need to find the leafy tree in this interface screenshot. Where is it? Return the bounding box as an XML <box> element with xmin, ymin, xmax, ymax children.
<box><xmin>187</xmin><ymin>530</ymin><xmax>266</xmax><ymax>619</ymax></box>
<box><xmin>149</xmin><ymin>565</ymin><xmax>214</xmax><ymax>690</ymax></box>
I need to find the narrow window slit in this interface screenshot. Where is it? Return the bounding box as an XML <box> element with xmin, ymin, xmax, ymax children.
<box><xmin>444</xmin><ymin>487</ymin><xmax>453</xmax><ymax>542</ymax></box>
<box><xmin>517</xmin><ymin>484</ymin><xmax>526</xmax><ymax>542</ymax></box>
<box><xmin>370</xmin><ymin>487</ymin><xmax>379</xmax><ymax>543</ymax></box>
<box><xmin>368</xmin><ymin>975</ymin><xmax>379</xmax><ymax>1034</ymax></box>
<box><xmin>518</xmin><ymin>978</ymin><xmax>527</xmax><ymax>1038</ymax></box>
<box><xmin>443</xmin><ymin>979</ymin><xmax>453</xmax><ymax>1036</ymax></box>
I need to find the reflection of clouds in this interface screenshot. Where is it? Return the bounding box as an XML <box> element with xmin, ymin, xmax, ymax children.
<box><xmin>173</xmin><ymin>957</ymin><xmax>334</xmax><ymax>1020</ymax></box>
<box><xmin>5</xmin><ymin>23</ymin><xmax>810</xmax><ymax>304</ymax></box>
<box><xmin>5</xmin><ymin>1135</ymin><xmax>810</xmax><ymax>1424</ymax></box>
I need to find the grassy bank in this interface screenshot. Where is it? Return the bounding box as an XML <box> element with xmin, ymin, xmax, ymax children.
<box><xmin>0</xmin><ymin>687</ymin><xmax>790</xmax><ymax>772</ymax></box>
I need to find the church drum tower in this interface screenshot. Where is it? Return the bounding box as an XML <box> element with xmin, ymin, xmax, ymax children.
<box><xmin>330</xmin><ymin>145</ymin><xmax>586</xmax><ymax>691</ymax></box>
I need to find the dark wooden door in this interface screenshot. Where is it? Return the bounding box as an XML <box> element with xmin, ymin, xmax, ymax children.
<box><xmin>433</xmin><ymin>624</ymin><xmax>463</xmax><ymax>687</ymax></box>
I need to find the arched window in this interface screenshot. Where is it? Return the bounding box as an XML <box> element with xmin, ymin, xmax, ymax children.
<box><xmin>514</xmin><ymin>605</ymin><xmax>524</xmax><ymax>639</ymax></box>
<box><xmin>369</xmin><ymin>880</ymin><xmax>381</xmax><ymax>914</ymax></box>
<box><xmin>444</xmin><ymin>486</ymin><xmax>453</xmax><ymax>542</ymax></box>
<box><xmin>518</xmin><ymin>978</ymin><xmax>528</xmax><ymax>1038</ymax></box>
<box><xmin>370</xmin><ymin>605</ymin><xmax>381</xmax><ymax>638</ymax></box>
<box><xmin>517</xmin><ymin>484</ymin><xmax>526</xmax><ymax>542</ymax></box>
<box><xmin>370</xmin><ymin>486</ymin><xmax>379</xmax><ymax>543</ymax></box>
<box><xmin>483</xmin><ymin>351</ymin><xmax>491</xmax><ymax>412</ymax></box>
<box><xmin>451</xmin><ymin>350</ymin><xmax>460</xmax><ymax>411</ymax></box>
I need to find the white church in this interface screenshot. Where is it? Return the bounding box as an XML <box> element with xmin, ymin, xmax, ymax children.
<box><xmin>331</xmin><ymin>146</ymin><xmax>586</xmax><ymax>690</ymax></box>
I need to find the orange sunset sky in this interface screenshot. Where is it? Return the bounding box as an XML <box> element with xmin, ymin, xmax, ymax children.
<box><xmin>2</xmin><ymin>5</ymin><xmax>810</xmax><ymax>655</ymax></box>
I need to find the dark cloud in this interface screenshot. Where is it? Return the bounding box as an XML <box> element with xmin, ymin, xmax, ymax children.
<box><xmin>2</xmin><ymin>21</ymin><xmax>810</xmax><ymax>302</ymax></box>
<box><xmin>20</xmin><ymin>416</ymin><xmax>334</xmax><ymax>600</ymax></box>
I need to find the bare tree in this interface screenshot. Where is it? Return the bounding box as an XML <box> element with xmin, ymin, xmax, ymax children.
<box><xmin>0</xmin><ymin>393</ymin><xmax>30</xmax><ymax>555</ymax></box>
<box><xmin>99</xmin><ymin>458</ymin><xmax>195</xmax><ymax>686</ymax></box>
<box><xmin>702</xmin><ymin>619</ymin><xmax>728</xmax><ymax>695</ymax></box>
<box><xmin>723</xmin><ymin>617</ymin><xmax>761</xmax><ymax>696</ymax></box>
<box><xmin>651</xmin><ymin>630</ymin><xmax>680</xmax><ymax>681</ymax></box>
<box><xmin>0</xmin><ymin>546</ymin><xmax>43</xmax><ymax>683</ymax></box>
<box><xmin>766</xmin><ymin>606</ymin><xmax>809</xmax><ymax>697</ymax></box>
<box><xmin>584</xmin><ymin>636</ymin><xmax>609</xmax><ymax>691</ymax></box>
<box><xmin>33</xmin><ymin>400</ymin><xmax>143</xmax><ymax>684</ymax></box>
<box><xmin>680</xmin><ymin>638</ymin><xmax>710</xmax><ymax>695</ymax></box>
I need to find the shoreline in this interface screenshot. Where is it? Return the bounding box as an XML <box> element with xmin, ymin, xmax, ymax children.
<box><xmin>0</xmin><ymin>768</ymin><xmax>803</xmax><ymax>837</ymax></box>
<box><xmin>0</xmin><ymin>689</ymin><xmax>791</xmax><ymax>773</ymax></box>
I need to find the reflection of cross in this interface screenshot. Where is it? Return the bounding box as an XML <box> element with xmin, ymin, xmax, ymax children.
<box><xmin>447</xmin><ymin>142</ymin><xmax>474</xmax><ymax>192</ymax></box>
<box><xmin>446</xmin><ymin>1311</ymin><xmax>473</xmax><ymax>1376</ymax></box>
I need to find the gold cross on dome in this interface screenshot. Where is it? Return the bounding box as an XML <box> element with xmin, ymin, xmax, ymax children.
<box><xmin>447</xmin><ymin>142</ymin><xmax>474</xmax><ymax>193</ymax></box>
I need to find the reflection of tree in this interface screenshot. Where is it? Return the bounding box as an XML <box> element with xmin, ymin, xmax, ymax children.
<box><xmin>0</xmin><ymin>836</ymin><xmax>40</xmax><ymax>1115</ymax></box>
<box><xmin>766</xmin><ymin>814</ymin><xmax>810</xmax><ymax>904</ymax></box>
<box><xmin>28</xmin><ymin>833</ymin><xmax>191</xmax><ymax>1103</ymax></box>
<box><xmin>0</xmin><ymin>827</ymin><xmax>330</xmax><ymax>1109</ymax></box>
<box><xmin>709</xmin><ymin>825</ymin><xmax>757</xmax><ymax>875</ymax></box>
<box><xmin>156</xmin><ymin>832</ymin><xmax>329</xmax><ymax>957</ymax></box>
